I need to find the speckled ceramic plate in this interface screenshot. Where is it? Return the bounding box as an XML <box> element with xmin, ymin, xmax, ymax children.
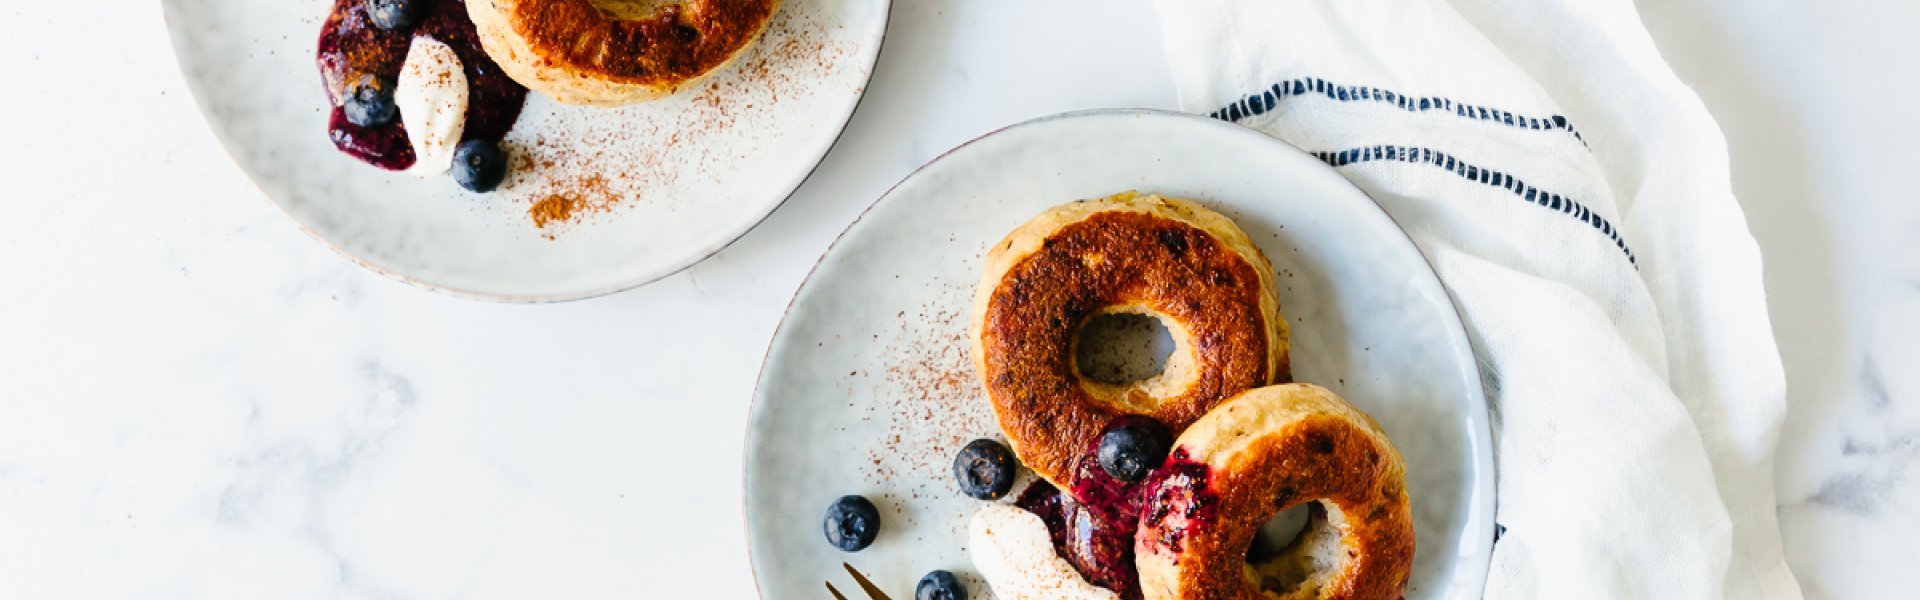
<box><xmin>163</xmin><ymin>0</ymin><xmax>888</xmax><ymax>301</ymax></box>
<box><xmin>745</xmin><ymin>110</ymin><xmax>1494</xmax><ymax>599</ymax></box>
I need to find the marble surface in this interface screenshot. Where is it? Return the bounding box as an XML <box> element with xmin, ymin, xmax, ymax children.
<box><xmin>0</xmin><ymin>0</ymin><xmax>1911</xmax><ymax>598</ymax></box>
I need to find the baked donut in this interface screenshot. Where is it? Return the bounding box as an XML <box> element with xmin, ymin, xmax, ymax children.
<box><xmin>467</xmin><ymin>0</ymin><xmax>780</xmax><ymax>106</ymax></box>
<box><xmin>1135</xmin><ymin>384</ymin><xmax>1413</xmax><ymax>600</ymax></box>
<box><xmin>971</xmin><ymin>192</ymin><xmax>1289</xmax><ymax>490</ymax></box>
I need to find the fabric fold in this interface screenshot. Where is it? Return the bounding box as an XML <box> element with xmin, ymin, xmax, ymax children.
<box><xmin>1153</xmin><ymin>1</ymin><xmax>1800</xmax><ymax>597</ymax></box>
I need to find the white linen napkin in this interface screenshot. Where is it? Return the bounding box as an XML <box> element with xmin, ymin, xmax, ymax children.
<box><xmin>1153</xmin><ymin>1</ymin><xmax>1800</xmax><ymax>597</ymax></box>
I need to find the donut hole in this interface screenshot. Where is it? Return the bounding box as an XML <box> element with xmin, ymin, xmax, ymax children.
<box><xmin>1245</xmin><ymin>501</ymin><xmax>1349</xmax><ymax>596</ymax></box>
<box><xmin>588</xmin><ymin>0</ymin><xmax>676</xmax><ymax>20</ymax></box>
<box><xmin>1072</xmin><ymin>307</ymin><xmax>1201</xmax><ymax>413</ymax></box>
<box><xmin>1247</xmin><ymin>503</ymin><xmax>1312</xmax><ymax>561</ymax></box>
<box><xmin>1073</xmin><ymin>311</ymin><xmax>1177</xmax><ymax>385</ymax></box>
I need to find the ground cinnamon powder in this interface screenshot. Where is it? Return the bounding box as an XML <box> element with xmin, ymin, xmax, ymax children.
<box><xmin>528</xmin><ymin>193</ymin><xmax>582</xmax><ymax>229</ymax></box>
<box><xmin>526</xmin><ymin>173</ymin><xmax>614</xmax><ymax>232</ymax></box>
<box><xmin>505</xmin><ymin>8</ymin><xmax>852</xmax><ymax>237</ymax></box>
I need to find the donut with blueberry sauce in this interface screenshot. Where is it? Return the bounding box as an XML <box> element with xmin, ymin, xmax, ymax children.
<box><xmin>1136</xmin><ymin>384</ymin><xmax>1414</xmax><ymax>600</ymax></box>
<box><xmin>967</xmin><ymin>192</ymin><xmax>1291</xmax><ymax>598</ymax></box>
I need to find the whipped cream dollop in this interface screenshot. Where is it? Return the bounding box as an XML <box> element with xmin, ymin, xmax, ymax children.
<box><xmin>969</xmin><ymin>503</ymin><xmax>1120</xmax><ymax>600</ymax></box>
<box><xmin>395</xmin><ymin>36</ymin><xmax>468</xmax><ymax>176</ymax></box>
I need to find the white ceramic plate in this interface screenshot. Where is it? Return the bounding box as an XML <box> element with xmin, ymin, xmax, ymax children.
<box><xmin>745</xmin><ymin>110</ymin><xmax>1494</xmax><ymax>599</ymax></box>
<box><xmin>163</xmin><ymin>0</ymin><xmax>888</xmax><ymax>301</ymax></box>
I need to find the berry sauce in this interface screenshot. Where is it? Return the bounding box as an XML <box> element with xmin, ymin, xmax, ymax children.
<box><xmin>316</xmin><ymin>0</ymin><xmax>527</xmax><ymax>170</ymax></box>
<box><xmin>1139</xmin><ymin>448</ymin><xmax>1219</xmax><ymax>556</ymax></box>
<box><xmin>1014</xmin><ymin>480</ymin><xmax>1069</xmax><ymax>550</ymax></box>
<box><xmin>1010</xmin><ymin>416</ymin><xmax>1177</xmax><ymax>600</ymax></box>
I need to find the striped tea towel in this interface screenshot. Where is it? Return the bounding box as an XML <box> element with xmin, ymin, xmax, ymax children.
<box><xmin>1154</xmin><ymin>1</ymin><xmax>1801</xmax><ymax>598</ymax></box>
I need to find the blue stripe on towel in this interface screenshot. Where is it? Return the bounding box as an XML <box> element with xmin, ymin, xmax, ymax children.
<box><xmin>1309</xmin><ymin>145</ymin><xmax>1637</xmax><ymax>266</ymax></box>
<box><xmin>1209</xmin><ymin>77</ymin><xmax>1586</xmax><ymax>144</ymax></box>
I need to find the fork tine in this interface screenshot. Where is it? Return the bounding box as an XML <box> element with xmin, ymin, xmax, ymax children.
<box><xmin>842</xmin><ymin>563</ymin><xmax>894</xmax><ymax>600</ymax></box>
<box><xmin>824</xmin><ymin>580</ymin><xmax>851</xmax><ymax>600</ymax></box>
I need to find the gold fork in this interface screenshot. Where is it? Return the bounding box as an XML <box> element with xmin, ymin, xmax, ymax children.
<box><xmin>824</xmin><ymin>562</ymin><xmax>894</xmax><ymax>600</ymax></box>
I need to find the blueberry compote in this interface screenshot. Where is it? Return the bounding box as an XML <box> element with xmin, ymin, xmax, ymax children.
<box><xmin>1011</xmin><ymin>416</ymin><xmax>1174</xmax><ymax>600</ymax></box>
<box><xmin>316</xmin><ymin>0</ymin><xmax>526</xmax><ymax>170</ymax></box>
<box><xmin>1139</xmin><ymin>448</ymin><xmax>1219</xmax><ymax>556</ymax></box>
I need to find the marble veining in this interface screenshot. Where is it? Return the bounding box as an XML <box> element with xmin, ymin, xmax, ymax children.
<box><xmin>1770</xmin><ymin>245</ymin><xmax>1920</xmax><ymax>598</ymax></box>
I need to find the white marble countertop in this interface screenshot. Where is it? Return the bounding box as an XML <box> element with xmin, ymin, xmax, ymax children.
<box><xmin>0</xmin><ymin>0</ymin><xmax>1911</xmax><ymax>598</ymax></box>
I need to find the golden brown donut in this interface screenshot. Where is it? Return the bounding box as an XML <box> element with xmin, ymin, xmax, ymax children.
<box><xmin>468</xmin><ymin>0</ymin><xmax>780</xmax><ymax>106</ymax></box>
<box><xmin>970</xmin><ymin>192</ymin><xmax>1289</xmax><ymax>490</ymax></box>
<box><xmin>1135</xmin><ymin>384</ymin><xmax>1414</xmax><ymax>600</ymax></box>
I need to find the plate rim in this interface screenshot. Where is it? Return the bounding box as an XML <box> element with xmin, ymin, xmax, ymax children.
<box><xmin>740</xmin><ymin>108</ymin><xmax>1495</xmax><ymax>598</ymax></box>
<box><xmin>160</xmin><ymin>0</ymin><xmax>895</xmax><ymax>303</ymax></box>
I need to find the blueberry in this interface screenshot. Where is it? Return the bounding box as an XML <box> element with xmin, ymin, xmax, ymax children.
<box><xmin>342</xmin><ymin>73</ymin><xmax>398</xmax><ymax>128</ymax></box>
<box><xmin>1096</xmin><ymin>417</ymin><xmax>1171</xmax><ymax>483</ymax></box>
<box><xmin>823</xmin><ymin>495</ymin><xmax>880</xmax><ymax>552</ymax></box>
<box><xmin>366</xmin><ymin>0</ymin><xmax>424</xmax><ymax>30</ymax></box>
<box><xmin>953</xmin><ymin>439</ymin><xmax>1016</xmax><ymax>500</ymax></box>
<box><xmin>915</xmin><ymin>570</ymin><xmax>967</xmax><ymax>600</ymax></box>
<box><xmin>452</xmin><ymin>140</ymin><xmax>508</xmax><ymax>193</ymax></box>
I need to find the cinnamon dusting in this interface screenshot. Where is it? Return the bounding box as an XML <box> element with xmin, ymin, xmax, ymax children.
<box><xmin>528</xmin><ymin>192</ymin><xmax>582</xmax><ymax>229</ymax></box>
<box><xmin>498</xmin><ymin>6</ymin><xmax>858</xmax><ymax>237</ymax></box>
<box><xmin>856</xmin><ymin>282</ymin><xmax>1000</xmax><ymax>541</ymax></box>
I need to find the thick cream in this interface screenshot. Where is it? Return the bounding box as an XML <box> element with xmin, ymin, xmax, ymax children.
<box><xmin>395</xmin><ymin>36</ymin><xmax>468</xmax><ymax>177</ymax></box>
<box><xmin>969</xmin><ymin>503</ymin><xmax>1120</xmax><ymax>600</ymax></box>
